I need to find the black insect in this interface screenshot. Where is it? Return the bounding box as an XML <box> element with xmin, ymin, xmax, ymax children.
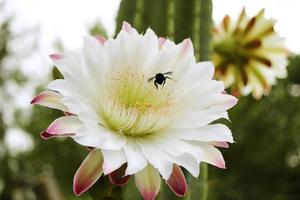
<box><xmin>148</xmin><ymin>72</ymin><xmax>173</xmax><ymax>89</ymax></box>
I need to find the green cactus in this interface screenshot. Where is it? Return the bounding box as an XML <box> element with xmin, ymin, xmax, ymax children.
<box><xmin>115</xmin><ymin>0</ymin><xmax>212</xmax><ymax>61</ymax></box>
<box><xmin>115</xmin><ymin>0</ymin><xmax>212</xmax><ymax>200</ymax></box>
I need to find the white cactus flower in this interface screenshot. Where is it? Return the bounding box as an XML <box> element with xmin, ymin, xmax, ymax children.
<box><xmin>31</xmin><ymin>22</ymin><xmax>237</xmax><ymax>200</ymax></box>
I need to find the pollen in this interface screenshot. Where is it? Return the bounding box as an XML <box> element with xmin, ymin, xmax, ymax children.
<box><xmin>99</xmin><ymin>68</ymin><xmax>180</xmax><ymax>137</ymax></box>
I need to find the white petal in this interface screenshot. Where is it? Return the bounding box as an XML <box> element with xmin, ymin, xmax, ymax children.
<box><xmin>47</xmin><ymin>79</ymin><xmax>71</xmax><ymax>96</ymax></box>
<box><xmin>121</xmin><ymin>21</ymin><xmax>138</xmax><ymax>35</ymax></box>
<box><xmin>157</xmin><ymin>136</ymin><xmax>202</xmax><ymax>163</ymax></box>
<box><xmin>191</xmin><ymin>142</ymin><xmax>226</xmax><ymax>169</ymax></box>
<box><xmin>137</xmin><ymin>138</ymin><xmax>173</xmax><ymax>180</ymax></box>
<box><xmin>31</xmin><ymin>91</ymin><xmax>68</xmax><ymax>111</ymax></box>
<box><xmin>73</xmin><ymin>124</ymin><xmax>126</xmax><ymax>150</ymax></box>
<box><xmin>171</xmin><ymin>107</ymin><xmax>229</xmax><ymax>129</ymax></box>
<box><xmin>102</xmin><ymin>149</ymin><xmax>127</xmax><ymax>175</ymax></box>
<box><xmin>177</xmin><ymin>62</ymin><xmax>215</xmax><ymax>87</ymax></box>
<box><xmin>166</xmin><ymin>153</ymin><xmax>200</xmax><ymax>178</ymax></box>
<box><xmin>49</xmin><ymin>53</ymin><xmax>82</xmax><ymax>80</ymax></box>
<box><xmin>41</xmin><ymin>116</ymin><xmax>82</xmax><ymax>139</ymax></box>
<box><xmin>82</xmin><ymin>36</ymin><xmax>107</xmax><ymax>87</ymax></box>
<box><xmin>123</xmin><ymin>141</ymin><xmax>148</xmax><ymax>175</ymax></box>
<box><xmin>166</xmin><ymin>124</ymin><xmax>234</xmax><ymax>143</ymax></box>
<box><xmin>60</xmin><ymin>97</ymin><xmax>103</xmax><ymax>124</ymax></box>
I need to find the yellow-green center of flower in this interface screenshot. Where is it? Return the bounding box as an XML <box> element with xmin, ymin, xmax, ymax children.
<box><xmin>100</xmin><ymin>69</ymin><xmax>180</xmax><ymax>137</ymax></box>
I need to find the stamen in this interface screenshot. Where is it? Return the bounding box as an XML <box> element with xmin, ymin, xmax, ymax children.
<box><xmin>100</xmin><ymin>68</ymin><xmax>180</xmax><ymax>137</ymax></box>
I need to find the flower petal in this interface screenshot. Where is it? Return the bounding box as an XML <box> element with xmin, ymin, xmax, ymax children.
<box><xmin>82</xmin><ymin>36</ymin><xmax>107</xmax><ymax>86</ymax></box>
<box><xmin>73</xmin><ymin>124</ymin><xmax>126</xmax><ymax>150</ymax></box>
<box><xmin>178</xmin><ymin>62</ymin><xmax>215</xmax><ymax>87</ymax></box>
<box><xmin>122</xmin><ymin>21</ymin><xmax>138</xmax><ymax>35</ymax></box>
<box><xmin>158</xmin><ymin>37</ymin><xmax>166</xmax><ymax>48</ymax></box>
<box><xmin>167</xmin><ymin>165</ymin><xmax>187</xmax><ymax>197</ymax></box>
<box><xmin>210</xmin><ymin>141</ymin><xmax>229</xmax><ymax>148</ymax></box>
<box><xmin>192</xmin><ymin>142</ymin><xmax>226</xmax><ymax>169</ymax></box>
<box><xmin>171</xmin><ymin>107</ymin><xmax>229</xmax><ymax>129</ymax></box>
<box><xmin>166</xmin><ymin>153</ymin><xmax>200</xmax><ymax>178</ymax></box>
<box><xmin>49</xmin><ymin>53</ymin><xmax>63</xmax><ymax>61</ymax></box>
<box><xmin>102</xmin><ymin>149</ymin><xmax>127</xmax><ymax>175</ymax></box>
<box><xmin>108</xmin><ymin>164</ymin><xmax>131</xmax><ymax>186</ymax></box>
<box><xmin>31</xmin><ymin>91</ymin><xmax>68</xmax><ymax>111</ymax></box>
<box><xmin>41</xmin><ymin>116</ymin><xmax>82</xmax><ymax>139</ymax></box>
<box><xmin>166</xmin><ymin>124</ymin><xmax>234</xmax><ymax>143</ymax></box>
<box><xmin>137</xmin><ymin>138</ymin><xmax>173</xmax><ymax>180</ymax></box>
<box><xmin>47</xmin><ymin>79</ymin><xmax>71</xmax><ymax>96</ymax></box>
<box><xmin>49</xmin><ymin>53</ymin><xmax>82</xmax><ymax>80</ymax></box>
<box><xmin>135</xmin><ymin>165</ymin><xmax>161</xmax><ymax>200</ymax></box>
<box><xmin>73</xmin><ymin>149</ymin><xmax>103</xmax><ymax>196</ymax></box>
<box><xmin>123</xmin><ymin>142</ymin><xmax>148</xmax><ymax>176</ymax></box>
<box><xmin>94</xmin><ymin>35</ymin><xmax>106</xmax><ymax>45</ymax></box>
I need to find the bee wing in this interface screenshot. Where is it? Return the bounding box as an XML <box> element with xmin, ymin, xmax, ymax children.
<box><xmin>148</xmin><ymin>76</ymin><xmax>155</xmax><ymax>82</ymax></box>
<box><xmin>163</xmin><ymin>71</ymin><xmax>173</xmax><ymax>75</ymax></box>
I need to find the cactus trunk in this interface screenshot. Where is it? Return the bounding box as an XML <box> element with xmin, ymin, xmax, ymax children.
<box><xmin>115</xmin><ymin>0</ymin><xmax>213</xmax><ymax>199</ymax></box>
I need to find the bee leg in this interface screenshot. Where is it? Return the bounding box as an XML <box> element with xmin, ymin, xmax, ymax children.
<box><xmin>162</xmin><ymin>79</ymin><xmax>166</xmax><ymax>87</ymax></box>
<box><xmin>166</xmin><ymin>76</ymin><xmax>172</xmax><ymax>80</ymax></box>
<box><xmin>154</xmin><ymin>81</ymin><xmax>158</xmax><ymax>89</ymax></box>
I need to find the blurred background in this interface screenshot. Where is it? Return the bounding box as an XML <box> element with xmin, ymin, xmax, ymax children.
<box><xmin>0</xmin><ymin>0</ymin><xmax>300</xmax><ymax>199</ymax></box>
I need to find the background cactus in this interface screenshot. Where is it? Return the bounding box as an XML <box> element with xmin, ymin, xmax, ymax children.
<box><xmin>116</xmin><ymin>0</ymin><xmax>212</xmax><ymax>61</ymax></box>
<box><xmin>116</xmin><ymin>1</ymin><xmax>213</xmax><ymax>199</ymax></box>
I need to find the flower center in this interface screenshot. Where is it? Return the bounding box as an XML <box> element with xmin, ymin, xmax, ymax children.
<box><xmin>100</xmin><ymin>68</ymin><xmax>180</xmax><ymax>137</ymax></box>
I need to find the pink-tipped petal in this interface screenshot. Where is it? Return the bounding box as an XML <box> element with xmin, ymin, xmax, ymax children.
<box><xmin>221</xmin><ymin>94</ymin><xmax>238</xmax><ymax>110</ymax></box>
<box><xmin>73</xmin><ymin>149</ymin><xmax>103</xmax><ymax>196</ymax></box>
<box><xmin>122</xmin><ymin>21</ymin><xmax>132</xmax><ymax>33</ymax></box>
<box><xmin>158</xmin><ymin>37</ymin><xmax>166</xmax><ymax>48</ymax></box>
<box><xmin>108</xmin><ymin>164</ymin><xmax>131</xmax><ymax>186</ymax></box>
<box><xmin>41</xmin><ymin>116</ymin><xmax>81</xmax><ymax>139</ymax></box>
<box><xmin>49</xmin><ymin>53</ymin><xmax>63</xmax><ymax>61</ymax></box>
<box><xmin>64</xmin><ymin>111</ymin><xmax>75</xmax><ymax>116</ymax></box>
<box><xmin>211</xmin><ymin>142</ymin><xmax>229</xmax><ymax>148</ymax></box>
<box><xmin>94</xmin><ymin>35</ymin><xmax>106</xmax><ymax>45</ymax></box>
<box><xmin>167</xmin><ymin>165</ymin><xmax>187</xmax><ymax>197</ymax></box>
<box><xmin>31</xmin><ymin>91</ymin><xmax>68</xmax><ymax>111</ymax></box>
<box><xmin>201</xmin><ymin>144</ymin><xmax>226</xmax><ymax>169</ymax></box>
<box><xmin>135</xmin><ymin>165</ymin><xmax>161</xmax><ymax>200</ymax></box>
<box><xmin>179</xmin><ymin>38</ymin><xmax>193</xmax><ymax>57</ymax></box>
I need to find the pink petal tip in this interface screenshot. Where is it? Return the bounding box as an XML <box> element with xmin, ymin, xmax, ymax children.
<box><xmin>94</xmin><ymin>35</ymin><xmax>106</xmax><ymax>45</ymax></box>
<box><xmin>108</xmin><ymin>164</ymin><xmax>131</xmax><ymax>186</ymax></box>
<box><xmin>122</xmin><ymin>21</ymin><xmax>132</xmax><ymax>33</ymax></box>
<box><xmin>30</xmin><ymin>95</ymin><xmax>41</xmax><ymax>104</ymax></box>
<box><xmin>49</xmin><ymin>53</ymin><xmax>63</xmax><ymax>61</ymax></box>
<box><xmin>158</xmin><ymin>37</ymin><xmax>166</xmax><ymax>48</ymax></box>
<box><xmin>213</xmin><ymin>142</ymin><xmax>229</xmax><ymax>148</ymax></box>
<box><xmin>216</xmin><ymin>159</ymin><xmax>226</xmax><ymax>169</ymax></box>
<box><xmin>40</xmin><ymin>130</ymin><xmax>75</xmax><ymax>139</ymax></box>
<box><xmin>167</xmin><ymin>165</ymin><xmax>187</xmax><ymax>197</ymax></box>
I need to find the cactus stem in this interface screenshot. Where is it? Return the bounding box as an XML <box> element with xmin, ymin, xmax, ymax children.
<box><xmin>166</xmin><ymin>0</ymin><xmax>175</xmax><ymax>39</ymax></box>
<box><xmin>133</xmin><ymin>0</ymin><xmax>144</xmax><ymax>31</ymax></box>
